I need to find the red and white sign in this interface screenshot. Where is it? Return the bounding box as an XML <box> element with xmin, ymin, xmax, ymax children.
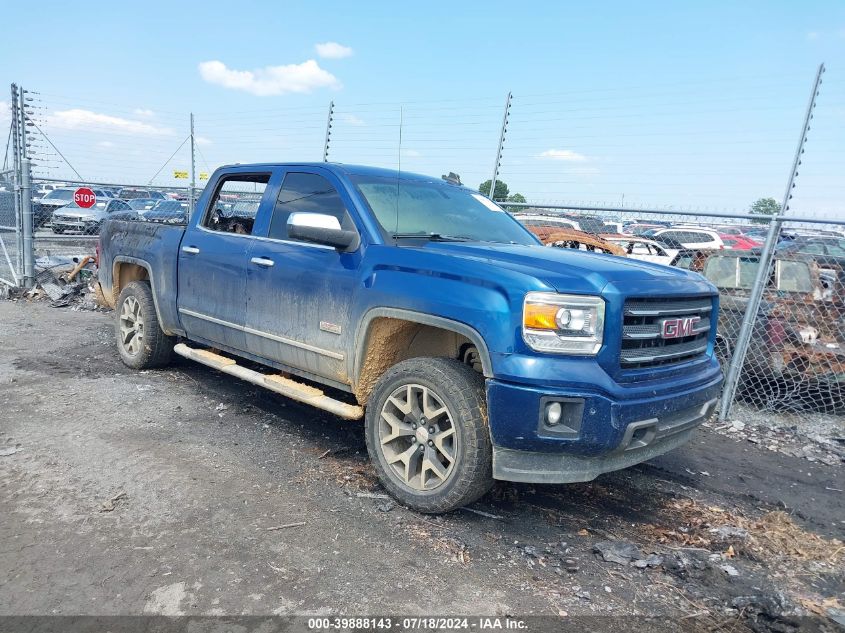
<box><xmin>661</xmin><ymin>316</ymin><xmax>701</xmax><ymax>339</ymax></box>
<box><xmin>74</xmin><ymin>187</ymin><xmax>97</xmax><ymax>208</ymax></box>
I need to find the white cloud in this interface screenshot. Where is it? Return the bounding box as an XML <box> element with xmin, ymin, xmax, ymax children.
<box><xmin>198</xmin><ymin>59</ymin><xmax>340</xmax><ymax>96</ymax></box>
<box><xmin>538</xmin><ymin>149</ymin><xmax>588</xmax><ymax>162</ymax></box>
<box><xmin>807</xmin><ymin>31</ymin><xmax>820</xmax><ymax>40</ymax></box>
<box><xmin>315</xmin><ymin>42</ymin><xmax>353</xmax><ymax>59</ymax></box>
<box><xmin>0</xmin><ymin>100</ymin><xmax>9</xmax><ymax>125</ymax></box>
<box><xmin>195</xmin><ymin>135</ymin><xmax>212</xmax><ymax>146</ymax></box>
<box><xmin>97</xmin><ymin>140</ymin><xmax>114</xmax><ymax>148</ymax></box>
<box><xmin>401</xmin><ymin>149</ymin><xmax>421</xmax><ymax>158</ymax></box>
<box><xmin>133</xmin><ymin>108</ymin><xmax>155</xmax><ymax>117</ymax></box>
<box><xmin>339</xmin><ymin>113</ymin><xmax>365</xmax><ymax>126</ymax></box>
<box><xmin>48</xmin><ymin>109</ymin><xmax>175</xmax><ymax>136</ymax></box>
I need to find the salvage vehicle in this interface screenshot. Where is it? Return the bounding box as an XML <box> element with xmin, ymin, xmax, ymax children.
<box><xmin>524</xmin><ymin>225</ymin><xmax>626</xmax><ymax>255</ymax></box>
<box><xmin>602</xmin><ymin>235</ymin><xmax>677</xmax><ymax>266</ymax></box>
<box><xmin>698</xmin><ymin>251</ymin><xmax>844</xmax><ymax>411</ymax></box>
<box><xmin>98</xmin><ymin>163</ymin><xmax>722</xmax><ymax>512</ymax></box>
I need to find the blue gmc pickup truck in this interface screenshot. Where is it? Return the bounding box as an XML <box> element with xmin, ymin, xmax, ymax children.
<box><xmin>98</xmin><ymin>163</ymin><xmax>722</xmax><ymax>513</ymax></box>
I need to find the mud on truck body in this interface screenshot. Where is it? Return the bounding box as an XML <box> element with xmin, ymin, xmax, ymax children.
<box><xmin>97</xmin><ymin>163</ymin><xmax>722</xmax><ymax>513</ymax></box>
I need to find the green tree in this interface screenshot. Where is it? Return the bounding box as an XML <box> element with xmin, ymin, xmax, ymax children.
<box><xmin>502</xmin><ymin>192</ymin><xmax>527</xmax><ymax>211</ymax></box>
<box><xmin>478</xmin><ymin>179</ymin><xmax>509</xmax><ymax>201</ymax></box>
<box><xmin>749</xmin><ymin>197</ymin><xmax>780</xmax><ymax>224</ymax></box>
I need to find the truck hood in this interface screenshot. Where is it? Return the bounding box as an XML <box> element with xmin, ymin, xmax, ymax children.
<box><xmin>419</xmin><ymin>241</ymin><xmax>713</xmax><ymax>294</ymax></box>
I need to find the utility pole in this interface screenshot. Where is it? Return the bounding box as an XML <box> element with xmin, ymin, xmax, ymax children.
<box><xmin>323</xmin><ymin>101</ymin><xmax>334</xmax><ymax>162</ymax></box>
<box><xmin>189</xmin><ymin>113</ymin><xmax>196</xmax><ymax>218</ymax></box>
<box><xmin>718</xmin><ymin>63</ymin><xmax>826</xmax><ymax>421</ymax></box>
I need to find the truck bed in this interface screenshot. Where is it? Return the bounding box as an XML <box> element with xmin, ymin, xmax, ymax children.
<box><xmin>98</xmin><ymin>218</ymin><xmax>186</xmax><ymax>336</ymax></box>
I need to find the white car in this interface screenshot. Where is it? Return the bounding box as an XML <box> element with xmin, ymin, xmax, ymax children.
<box><xmin>605</xmin><ymin>237</ymin><xmax>678</xmax><ymax>266</ymax></box>
<box><xmin>513</xmin><ymin>214</ymin><xmax>581</xmax><ymax>231</ymax></box>
<box><xmin>650</xmin><ymin>227</ymin><xmax>725</xmax><ymax>250</ymax></box>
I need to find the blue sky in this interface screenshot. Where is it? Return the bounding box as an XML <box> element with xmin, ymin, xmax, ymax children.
<box><xmin>2</xmin><ymin>1</ymin><xmax>844</xmax><ymax>217</ymax></box>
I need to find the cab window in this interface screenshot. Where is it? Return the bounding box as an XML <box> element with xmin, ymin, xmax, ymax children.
<box><xmin>202</xmin><ymin>174</ymin><xmax>270</xmax><ymax>235</ymax></box>
<box><xmin>268</xmin><ymin>172</ymin><xmax>354</xmax><ymax>241</ymax></box>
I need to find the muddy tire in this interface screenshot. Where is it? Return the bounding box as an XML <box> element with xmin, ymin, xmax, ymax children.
<box><xmin>364</xmin><ymin>357</ymin><xmax>493</xmax><ymax>513</ymax></box>
<box><xmin>115</xmin><ymin>281</ymin><xmax>174</xmax><ymax>370</ymax></box>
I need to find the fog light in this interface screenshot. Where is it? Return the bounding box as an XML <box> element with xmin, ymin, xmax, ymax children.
<box><xmin>546</xmin><ymin>402</ymin><xmax>563</xmax><ymax>425</ymax></box>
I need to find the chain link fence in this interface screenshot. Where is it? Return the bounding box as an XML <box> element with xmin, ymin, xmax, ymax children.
<box><xmin>3</xmin><ymin>68</ymin><xmax>844</xmax><ymax>437</ymax></box>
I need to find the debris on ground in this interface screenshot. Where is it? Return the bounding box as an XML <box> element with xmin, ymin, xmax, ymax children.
<box><xmin>99</xmin><ymin>491</ymin><xmax>128</xmax><ymax>512</ymax></box>
<box><xmin>4</xmin><ymin>254</ymin><xmax>106</xmax><ymax>311</ymax></box>
<box><xmin>0</xmin><ymin>445</ymin><xmax>22</xmax><ymax>457</ymax></box>
<box><xmin>709</xmin><ymin>405</ymin><xmax>845</xmax><ymax>467</ymax></box>
<box><xmin>265</xmin><ymin>522</ymin><xmax>306</xmax><ymax>531</ymax></box>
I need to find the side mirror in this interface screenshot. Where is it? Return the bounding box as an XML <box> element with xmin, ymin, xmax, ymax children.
<box><xmin>287</xmin><ymin>212</ymin><xmax>359</xmax><ymax>251</ymax></box>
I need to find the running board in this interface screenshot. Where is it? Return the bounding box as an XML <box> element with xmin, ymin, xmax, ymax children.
<box><xmin>173</xmin><ymin>343</ymin><xmax>364</xmax><ymax>420</ymax></box>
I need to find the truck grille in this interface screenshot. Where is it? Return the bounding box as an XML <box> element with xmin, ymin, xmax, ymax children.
<box><xmin>621</xmin><ymin>296</ymin><xmax>713</xmax><ymax>369</ymax></box>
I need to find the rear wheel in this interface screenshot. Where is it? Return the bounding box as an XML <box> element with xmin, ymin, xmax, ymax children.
<box><xmin>115</xmin><ymin>281</ymin><xmax>174</xmax><ymax>369</ymax></box>
<box><xmin>364</xmin><ymin>357</ymin><xmax>493</xmax><ymax>513</ymax></box>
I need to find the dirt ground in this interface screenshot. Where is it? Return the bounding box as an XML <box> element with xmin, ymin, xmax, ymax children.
<box><xmin>1</xmin><ymin>301</ymin><xmax>843</xmax><ymax>631</ymax></box>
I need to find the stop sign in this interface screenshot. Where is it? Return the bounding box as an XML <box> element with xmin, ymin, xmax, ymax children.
<box><xmin>74</xmin><ymin>187</ymin><xmax>97</xmax><ymax>209</ymax></box>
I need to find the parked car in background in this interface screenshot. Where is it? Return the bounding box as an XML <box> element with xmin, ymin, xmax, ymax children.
<box><xmin>32</xmin><ymin>187</ymin><xmax>112</xmax><ymax>227</ymax></box>
<box><xmin>698</xmin><ymin>250</ymin><xmax>844</xmax><ymax>411</ymax></box>
<box><xmin>624</xmin><ymin>223</ymin><xmax>664</xmax><ymax>236</ymax></box>
<box><xmin>649</xmin><ymin>226</ymin><xmax>725</xmax><ymax>250</ymax></box>
<box><xmin>118</xmin><ymin>188</ymin><xmax>167</xmax><ymax>200</ymax></box>
<box><xmin>127</xmin><ymin>198</ymin><xmax>160</xmax><ymax>213</ymax></box>
<box><xmin>513</xmin><ymin>213</ymin><xmax>581</xmax><ymax>231</ymax></box>
<box><xmin>143</xmin><ymin>199</ymin><xmax>189</xmax><ymax>223</ymax></box>
<box><xmin>603</xmin><ymin>235</ymin><xmax>678</xmax><ymax>266</ymax></box>
<box><xmin>719</xmin><ymin>234</ymin><xmax>760</xmax><ymax>250</ymax></box>
<box><xmin>52</xmin><ymin>198</ymin><xmax>133</xmax><ymax>234</ymax></box>
<box><xmin>525</xmin><ymin>226</ymin><xmax>626</xmax><ymax>255</ymax></box>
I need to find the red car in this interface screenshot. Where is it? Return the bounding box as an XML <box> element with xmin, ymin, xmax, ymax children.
<box><xmin>719</xmin><ymin>234</ymin><xmax>761</xmax><ymax>250</ymax></box>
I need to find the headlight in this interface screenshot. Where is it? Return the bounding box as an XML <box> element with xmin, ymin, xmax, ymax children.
<box><xmin>523</xmin><ymin>292</ymin><xmax>605</xmax><ymax>355</ymax></box>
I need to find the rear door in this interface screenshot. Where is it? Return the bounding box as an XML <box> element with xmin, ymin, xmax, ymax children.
<box><xmin>244</xmin><ymin>168</ymin><xmax>362</xmax><ymax>384</ymax></box>
<box><xmin>177</xmin><ymin>171</ymin><xmax>274</xmax><ymax>352</ymax></box>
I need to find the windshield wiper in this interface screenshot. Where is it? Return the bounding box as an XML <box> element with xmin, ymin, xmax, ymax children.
<box><xmin>392</xmin><ymin>233</ymin><xmax>471</xmax><ymax>242</ymax></box>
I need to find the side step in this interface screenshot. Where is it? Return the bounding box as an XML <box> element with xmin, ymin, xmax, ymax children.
<box><xmin>173</xmin><ymin>343</ymin><xmax>364</xmax><ymax>420</ymax></box>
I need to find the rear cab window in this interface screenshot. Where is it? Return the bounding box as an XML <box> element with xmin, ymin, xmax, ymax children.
<box><xmin>202</xmin><ymin>173</ymin><xmax>270</xmax><ymax>235</ymax></box>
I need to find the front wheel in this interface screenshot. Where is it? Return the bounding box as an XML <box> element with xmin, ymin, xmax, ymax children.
<box><xmin>364</xmin><ymin>357</ymin><xmax>493</xmax><ymax>513</ymax></box>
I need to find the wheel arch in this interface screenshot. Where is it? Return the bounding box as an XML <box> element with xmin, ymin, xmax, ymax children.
<box><xmin>352</xmin><ymin>307</ymin><xmax>493</xmax><ymax>405</ymax></box>
<box><xmin>111</xmin><ymin>256</ymin><xmax>167</xmax><ymax>331</ymax></box>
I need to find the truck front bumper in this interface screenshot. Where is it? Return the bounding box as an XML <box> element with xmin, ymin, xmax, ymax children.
<box><xmin>485</xmin><ymin>365</ymin><xmax>722</xmax><ymax>484</ymax></box>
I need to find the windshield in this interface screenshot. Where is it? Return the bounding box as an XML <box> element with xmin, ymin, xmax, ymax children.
<box><xmin>44</xmin><ymin>189</ymin><xmax>74</xmax><ymax>201</ymax></box>
<box><xmin>129</xmin><ymin>199</ymin><xmax>157</xmax><ymax>210</ymax></box>
<box><xmin>704</xmin><ymin>256</ymin><xmax>813</xmax><ymax>292</ymax></box>
<box><xmin>351</xmin><ymin>175</ymin><xmax>537</xmax><ymax>245</ymax></box>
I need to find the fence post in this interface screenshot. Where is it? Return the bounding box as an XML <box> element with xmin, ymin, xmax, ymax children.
<box><xmin>20</xmin><ymin>156</ymin><xmax>34</xmax><ymax>286</ymax></box>
<box><xmin>10</xmin><ymin>84</ymin><xmax>24</xmax><ymax>284</ymax></box>
<box><xmin>718</xmin><ymin>63</ymin><xmax>825</xmax><ymax>422</ymax></box>
<box><xmin>487</xmin><ymin>92</ymin><xmax>512</xmax><ymax>200</ymax></box>
<box><xmin>322</xmin><ymin>101</ymin><xmax>334</xmax><ymax>162</ymax></box>
<box><xmin>189</xmin><ymin>113</ymin><xmax>196</xmax><ymax>218</ymax></box>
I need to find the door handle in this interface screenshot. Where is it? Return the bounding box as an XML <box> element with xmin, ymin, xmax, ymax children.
<box><xmin>181</xmin><ymin>246</ymin><xmax>200</xmax><ymax>254</ymax></box>
<box><xmin>250</xmin><ymin>257</ymin><xmax>275</xmax><ymax>268</ymax></box>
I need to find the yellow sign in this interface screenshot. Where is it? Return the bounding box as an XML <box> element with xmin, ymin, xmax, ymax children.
<box><xmin>173</xmin><ymin>170</ymin><xmax>188</xmax><ymax>179</ymax></box>
<box><xmin>199</xmin><ymin>172</ymin><xmax>209</xmax><ymax>180</ymax></box>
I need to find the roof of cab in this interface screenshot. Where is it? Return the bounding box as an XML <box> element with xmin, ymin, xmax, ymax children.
<box><xmin>217</xmin><ymin>162</ymin><xmax>467</xmax><ymax>185</ymax></box>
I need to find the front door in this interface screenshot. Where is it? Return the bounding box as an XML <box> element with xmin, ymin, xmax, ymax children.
<box><xmin>177</xmin><ymin>172</ymin><xmax>272</xmax><ymax>351</ymax></box>
<box><xmin>244</xmin><ymin>169</ymin><xmax>361</xmax><ymax>384</ymax></box>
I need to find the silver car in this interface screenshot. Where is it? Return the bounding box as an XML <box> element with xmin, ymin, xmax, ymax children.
<box><xmin>52</xmin><ymin>198</ymin><xmax>133</xmax><ymax>234</ymax></box>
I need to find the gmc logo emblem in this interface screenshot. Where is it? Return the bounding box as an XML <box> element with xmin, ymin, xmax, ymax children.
<box><xmin>661</xmin><ymin>316</ymin><xmax>700</xmax><ymax>339</ymax></box>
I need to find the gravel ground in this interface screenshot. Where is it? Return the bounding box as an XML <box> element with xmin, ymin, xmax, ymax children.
<box><xmin>1</xmin><ymin>301</ymin><xmax>843</xmax><ymax>631</ymax></box>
